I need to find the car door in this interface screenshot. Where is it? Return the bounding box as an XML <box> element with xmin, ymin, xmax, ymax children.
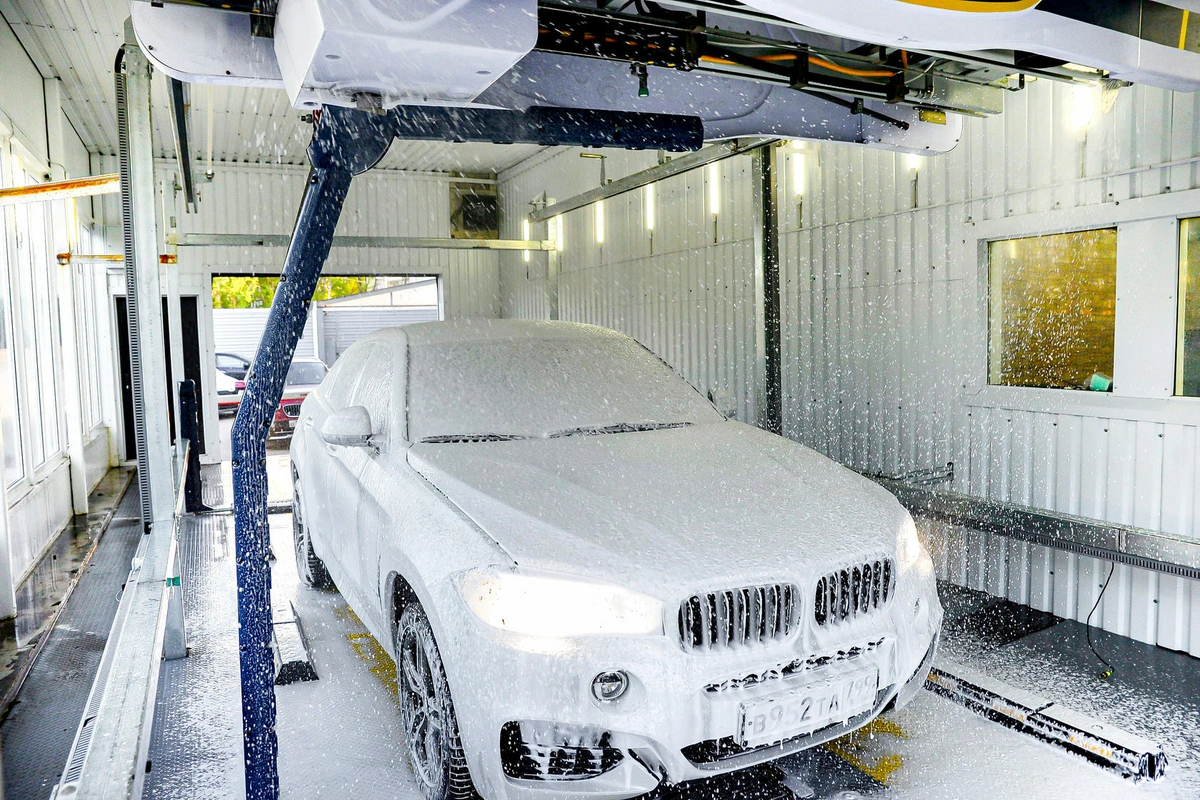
<box><xmin>304</xmin><ymin>350</ymin><xmax>368</xmax><ymax>590</ymax></box>
<box><xmin>322</xmin><ymin>344</ymin><xmax>393</xmax><ymax>612</ymax></box>
<box><xmin>347</xmin><ymin>342</ymin><xmax>399</xmax><ymax>636</ymax></box>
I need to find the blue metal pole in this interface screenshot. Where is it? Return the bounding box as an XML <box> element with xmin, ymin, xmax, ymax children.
<box><xmin>228</xmin><ymin>101</ymin><xmax>699</xmax><ymax>800</ymax></box>
<box><xmin>232</xmin><ymin>163</ymin><xmax>353</xmax><ymax>800</ymax></box>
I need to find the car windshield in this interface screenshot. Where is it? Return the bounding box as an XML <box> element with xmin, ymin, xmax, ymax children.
<box><xmin>286</xmin><ymin>361</ymin><xmax>327</xmax><ymax>386</ymax></box>
<box><xmin>408</xmin><ymin>334</ymin><xmax>722</xmax><ymax>442</ymax></box>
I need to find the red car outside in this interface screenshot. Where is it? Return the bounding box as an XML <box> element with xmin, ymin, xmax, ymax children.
<box><xmin>269</xmin><ymin>358</ymin><xmax>328</xmax><ymax>440</ymax></box>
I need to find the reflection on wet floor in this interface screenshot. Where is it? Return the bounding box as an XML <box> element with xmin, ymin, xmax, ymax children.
<box><xmin>0</xmin><ymin>467</ymin><xmax>134</xmax><ymax>717</ymax></box>
<box><xmin>939</xmin><ymin>584</ymin><xmax>1200</xmax><ymax>797</ymax></box>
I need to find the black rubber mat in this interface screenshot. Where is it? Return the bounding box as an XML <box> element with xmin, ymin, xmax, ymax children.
<box><xmin>938</xmin><ymin>582</ymin><xmax>1060</xmax><ymax>651</ymax></box>
<box><xmin>0</xmin><ymin>486</ymin><xmax>142</xmax><ymax>800</ymax></box>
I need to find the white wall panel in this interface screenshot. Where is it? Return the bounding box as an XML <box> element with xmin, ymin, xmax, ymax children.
<box><xmin>497</xmin><ymin>148</ymin><xmax>764</xmax><ymax>423</ymax></box>
<box><xmin>95</xmin><ymin>159</ymin><xmax>501</xmax><ymax>320</ymax></box>
<box><xmin>8</xmin><ymin>459</ymin><xmax>72</xmax><ymax>584</ymax></box>
<box><xmin>83</xmin><ymin>428</ymin><xmax>110</xmax><ymax>493</ymax></box>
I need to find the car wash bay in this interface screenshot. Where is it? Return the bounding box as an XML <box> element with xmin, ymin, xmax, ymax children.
<box><xmin>2</xmin><ymin>1</ymin><xmax>1200</xmax><ymax>799</ymax></box>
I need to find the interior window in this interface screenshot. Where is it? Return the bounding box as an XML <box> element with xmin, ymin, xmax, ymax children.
<box><xmin>987</xmin><ymin>228</ymin><xmax>1118</xmax><ymax>390</ymax></box>
<box><xmin>0</xmin><ymin>202</ymin><xmax>22</xmax><ymax>486</ymax></box>
<box><xmin>1178</xmin><ymin>218</ymin><xmax>1200</xmax><ymax>397</ymax></box>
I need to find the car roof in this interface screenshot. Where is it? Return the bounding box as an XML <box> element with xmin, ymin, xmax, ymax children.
<box><xmin>361</xmin><ymin>319</ymin><xmax>624</xmax><ymax>349</ymax></box>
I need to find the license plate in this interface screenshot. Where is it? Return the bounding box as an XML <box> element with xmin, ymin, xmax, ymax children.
<box><xmin>737</xmin><ymin>669</ymin><xmax>878</xmax><ymax>748</ymax></box>
<box><xmin>287</xmin><ymin>420</ymin><xmax>296</xmax><ymax>429</ymax></box>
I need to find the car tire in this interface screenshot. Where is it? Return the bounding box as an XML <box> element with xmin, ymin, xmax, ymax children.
<box><xmin>292</xmin><ymin>479</ymin><xmax>333</xmax><ymax>590</ymax></box>
<box><xmin>397</xmin><ymin>602</ymin><xmax>479</xmax><ymax>800</ymax></box>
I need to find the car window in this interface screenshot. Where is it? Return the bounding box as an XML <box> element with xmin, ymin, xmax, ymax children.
<box><xmin>217</xmin><ymin>354</ymin><xmax>237</xmax><ymax>370</ymax></box>
<box><xmin>286</xmin><ymin>361</ymin><xmax>327</xmax><ymax>386</ymax></box>
<box><xmin>322</xmin><ymin>352</ymin><xmax>368</xmax><ymax>409</ymax></box>
<box><xmin>348</xmin><ymin>344</ymin><xmax>394</xmax><ymax>438</ymax></box>
<box><xmin>408</xmin><ymin>333</ymin><xmax>722</xmax><ymax>441</ymax></box>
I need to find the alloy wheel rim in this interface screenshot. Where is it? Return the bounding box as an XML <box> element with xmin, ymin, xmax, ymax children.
<box><xmin>292</xmin><ymin>492</ymin><xmax>309</xmax><ymax>582</ymax></box>
<box><xmin>399</xmin><ymin>624</ymin><xmax>447</xmax><ymax>790</ymax></box>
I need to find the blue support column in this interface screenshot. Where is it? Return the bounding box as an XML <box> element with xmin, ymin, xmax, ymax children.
<box><xmin>232</xmin><ymin>164</ymin><xmax>353</xmax><ymax>800</ymax></box>
<box><xmin>232</xmin><ymin>105</ymin><xmax>398</xmax><ymax>800</ymax></box>
<box><xmin>230</xmin><ymin>102</ymin><xmax>700</xmax><ymax>800</ymax></box>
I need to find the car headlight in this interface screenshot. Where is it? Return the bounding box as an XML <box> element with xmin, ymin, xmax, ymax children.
<box><xmin>458</xmin><ymin>567</ymin><xmax>665</xmax><ymax>637</ymax></box>
<box><xmin>897</xmin><ymin>516</ymin><xmax>923</xmax><ymax>570</ymax></box>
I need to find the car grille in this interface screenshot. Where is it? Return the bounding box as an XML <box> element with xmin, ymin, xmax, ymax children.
<box><xmin>280</xmin><ymin>403</ymin><xmax>302</xmax><ymax>418</ymax></box>
<box><xmin>678</xmin><ymin>584</ymin><xmax>798</xmax><ymax>652</ymax></box>
<box><xmin>500</xmin><ymin>721</ymin><xmax>623</xmax><ymax>781</ymax></box>
<box><xmin>704</xmin><ymin>637</ymin><xmax>886</xmax><ymax>694</ymax></box>
<box><xmin>814</xmin><ymin>558</ymin><xmax>893</xmax><ymax>627</ymax></box>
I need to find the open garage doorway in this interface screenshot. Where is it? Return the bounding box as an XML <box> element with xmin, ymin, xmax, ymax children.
<box><xmin>210</xmin><ymin>274</ymin><xmax>441</xmax><ymax>465</ymax></box>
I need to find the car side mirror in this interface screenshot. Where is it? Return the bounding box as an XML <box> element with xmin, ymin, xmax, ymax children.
<box><xmin>321</xmin><ymin>406</ymin><xmax>373</xmax><ymax>448</ymax></box>
<box><xmin>708</xmin><ymin>388</ymin><xmax>737</xmax><ymax>420</ymax></box>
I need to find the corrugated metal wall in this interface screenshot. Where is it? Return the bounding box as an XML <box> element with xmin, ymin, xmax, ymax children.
<box><xmin>498</xmin><ymin>151</ymin><xmax>766</xmax><ymax>423</ymax></box>
<box><xmin>211</xmin><ymin>308</ymin><xmax>317</xmax><ymax>363</ymax></box>
<box><xmin>783</xmin><ymin>78</ymin><xmax>1200</xmax><ymax>654</ymax></box>
<box><xmin>497</xmin><ymin>78</ymin><xmax>1200</xmax><ymax>655</ymax></box>
<box><xmin>316</xmin><ymin>306</ymin><xmax>441</xmax><ymax>363</ymax></box>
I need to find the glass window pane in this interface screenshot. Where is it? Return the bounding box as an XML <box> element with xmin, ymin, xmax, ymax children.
<box><xmin>27</xmin><ymin>201</ymin><xmax>60</xmax><ymax>460</ymax></box>
<box><xmin>1179</xmin><ymin>218</ymin><xmax>1200</xmax><ymax>397</ymax></box>
<box><xmin>0</xmin><ymin>208</ymin><xmax>22</xmax><ymax>485</ymax></box>
<box><xmin>988</xmin><ymin>228</ymin><xmax>1118</xmax><ymax>390</ymax></box>
<box><xmin>15</xmin><ymin>201</ymin><xmax>45</xmax><ymax>465</ymax></box>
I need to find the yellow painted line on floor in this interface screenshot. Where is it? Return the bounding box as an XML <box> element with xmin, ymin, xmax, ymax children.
<box><xmin>335</xmin><ymin>604</ymin><xmax>399</xmax><ymax>701</ymax></box>
<box><xmin>824</xmin><ymin>716</ymin><xmax>909</xmax><ymax>785</ymax></box>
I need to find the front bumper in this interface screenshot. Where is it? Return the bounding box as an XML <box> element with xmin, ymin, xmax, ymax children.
<box><xmin>437</xmin><ymin>564</ymin><xmax>942</xmax><ymax>800</ymax></box>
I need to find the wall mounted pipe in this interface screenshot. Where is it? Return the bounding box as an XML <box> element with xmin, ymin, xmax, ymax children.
<box><xmin>0</xmin><ymin>173</ymin><xmax>119</xmax><ymax>206</ymax></box>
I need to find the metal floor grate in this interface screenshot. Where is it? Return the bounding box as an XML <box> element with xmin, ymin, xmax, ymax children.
<box><xmin>0</xmin><ymin>487</ymin><xmax>142</xmax><ymax>800</ymax></box>
<box><xmin>143</xmin><ymin>511</ymin><xmax>244</xmax><ymax>799</ymax></box>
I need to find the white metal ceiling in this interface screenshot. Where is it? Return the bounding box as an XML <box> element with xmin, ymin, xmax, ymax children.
<box><xmin>0</xmin><ymin>0</ymin><xmax>548</xmax><ymax>174</ymax></box>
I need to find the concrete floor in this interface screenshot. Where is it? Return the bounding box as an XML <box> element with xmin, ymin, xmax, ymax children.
<box><xmin>141</xmin><ymin>459</ymin><xmax>1200</xmax><ymax>799</ymax></box>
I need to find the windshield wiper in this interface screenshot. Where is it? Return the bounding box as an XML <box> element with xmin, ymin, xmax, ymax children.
<box><xmin>419</xmin><ymin>433</ymin><xmax>529</xmax><ymax>444</ymax></box>
<box><xmin>548</xmin><ymin>422</ymin><xmax>693</xmax><ymax>438</ymax></box>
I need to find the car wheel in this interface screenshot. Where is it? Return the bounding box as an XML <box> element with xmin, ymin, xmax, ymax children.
<box><xmin>292</xmin><ymin>480</ymin><xmax>333</xmax><ymax>590</ymax></box>
<box><xmin>397</xmin><ymin>603</ymin><xmax>479</xmax><ymax>800</ymax></box>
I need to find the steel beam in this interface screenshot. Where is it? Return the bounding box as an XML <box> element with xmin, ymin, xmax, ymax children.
<box><xmin>118</xmin><ymin>20</ymin><xmax>175</xmax><ymax>530</ymax></box>
<box><xmin>875</xmin><ymin>476</ymin><xmax>1200</xmax><ymax>581</ymax></box>
<box><xmin>761</xmin><ymin>145</ymin><xmax>782</xmax><ymax>435</ymax></box>
<box><xmin>176</xmin><ymin>233</ymin><xmax>555</xmax><ymax>250</ymax></box>
<box><xmin>378</xmin><ymin>104</ymin><xmax>702</xmax><ymax>152</ymax></box>
<box><xmin>162</xmin><ymin>179</ymin><xmax>186</xmax><ymax>439</ymax></box>
<box><xmin>529</xmin><ymin>137</ymin><xmax>774</xmax><ymax>224</ymax></box>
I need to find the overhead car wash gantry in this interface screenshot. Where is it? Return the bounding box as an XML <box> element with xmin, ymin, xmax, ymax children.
<box><xmin>2</xmin><ymin>0</ymin><xmax>1200</xmax><ymax>799</ymax></box>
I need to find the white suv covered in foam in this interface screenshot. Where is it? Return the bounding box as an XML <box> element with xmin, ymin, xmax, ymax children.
<box><xmin>289</xmin><ymin>319</ymin><xmax>941</xmax><ymax>800</ymax></box>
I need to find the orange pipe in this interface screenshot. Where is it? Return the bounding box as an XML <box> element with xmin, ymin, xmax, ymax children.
<box><xmin>0</xmin><ymin>173</ymin><xmax>120</xmax><ymax>206</ymax></box>
<box><xmin>700</xmin><ymin>53</ymin><xmax>897</xmax><ymax>79</ymax></box>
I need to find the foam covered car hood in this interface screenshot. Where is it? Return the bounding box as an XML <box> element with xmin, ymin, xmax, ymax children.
<box><xmin>408</xmin><ymin>421</ymin><xmax>908</xmax><ymax>599</ymax></box>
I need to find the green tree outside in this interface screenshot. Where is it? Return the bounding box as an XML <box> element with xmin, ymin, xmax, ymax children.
<box><xmin>212</xmin><ymin>275</ymin><xmax>378</xmax><ymax>309</ymax></box>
